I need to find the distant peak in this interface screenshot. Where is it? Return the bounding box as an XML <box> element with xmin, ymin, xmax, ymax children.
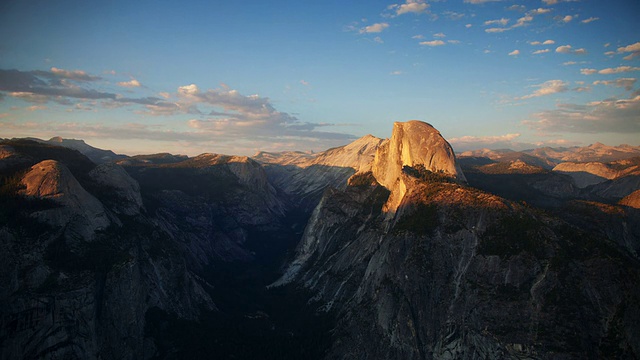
<box><xmin>49</xmin><ymin>136</ymin><xmax>64</xmax><ymax>142</ymax></box>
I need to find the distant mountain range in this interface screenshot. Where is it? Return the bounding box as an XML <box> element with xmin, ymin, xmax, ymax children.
<box><xmin>1</xmin><ymin>126</ymin><xmax>639</xmax><ymax>359</ymax></box>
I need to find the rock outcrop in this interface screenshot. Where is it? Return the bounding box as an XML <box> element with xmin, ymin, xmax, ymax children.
<box><xmin>276</xmin><ymin>121</ymin><xmax>640</xmax><ymax>359</ymax></box>
<box><xmin>372</xmin><ymin>120</ymin><xmax>465</xmax><ymax>212</ymax></box>
<box><xmin>255</xmin><ymin>134</ymin><xmax>384</xmax><ymax>212</ymax></box>
<box><xmin>21</xmin><ymin>160</ymin><xmax>110</xmax><ymax>237</ymax></box>
<box><xmin>620</xmin><ymin>189</ymin><xmax>640</xmax><ymax>209</ymax></box>
<box><xmin>89</xmin><ymin>162</ymin><xmax>144</xmax><ymax>215</ymax></box>
<box><xmin>553</xmin><ymin>161</ymin><xmax>618</xmax><ymax>188</ymax></box>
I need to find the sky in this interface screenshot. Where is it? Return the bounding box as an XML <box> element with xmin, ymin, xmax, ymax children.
<box><xmin>0</xmin><ymin>0</ymin><xmax>639</xmax><ymax>156</ymax></box>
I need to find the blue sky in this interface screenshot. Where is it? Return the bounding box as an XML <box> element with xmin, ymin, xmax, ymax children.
<box><xmin>1</xmin><ymin>0</ymin><xmax>639</xmax><ymax>156</ymax></box>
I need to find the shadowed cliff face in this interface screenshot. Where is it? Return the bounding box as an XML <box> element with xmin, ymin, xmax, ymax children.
<box><xmin>0</xmin><ymin>142</ymin><xmax>323</xmax><ymax>360</ymax></box>
<box><xmin>278</xmin><ymin>170</ymin><xmax>640</xmax><ymax>360</ymax></box>
<box><xmin>2</xmin><ymin>126</ymin><xmax>640</xmax><ymax>360</ymax></box>
<box><xmin>276</xmin><ymin>121</ymin><xmax>640</xmax><ymax>359</ymax></box>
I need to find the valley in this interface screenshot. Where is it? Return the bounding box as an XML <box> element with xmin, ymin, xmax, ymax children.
<box><xmin>1</xmin><ymin>121</ymin><xmax>639</xmax><ymax>359</ymax></box>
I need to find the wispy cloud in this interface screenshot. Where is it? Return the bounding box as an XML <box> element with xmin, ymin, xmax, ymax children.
<box><xmin>617</xmin><ymin>42</ymin><xmax>640</xmax><ymax>60</ymax></box>
<box><xmin>533</xmin><ymin>49</ymin><xmax>550</xmax><ymax>54</ymax></box>
<box><xmin>581</xmin><ymin>66</ymin><xmax>640</xmax><ymax>75</ymax></box>
<box><xmin>484</xmin><ymin>18</ymin><xmax>509</xmax><ymax>26</ymax></box>
<box><xmin>464</xmin><ymin>0</ymin><xmax>505</xmax><ymax>4</ymax></box>
<box><xmin>0</xmin><ymin>68</ymin><xmax>356</xmax><ymax>149</ymax></box>
<box><xmin>509</xmin><ymin>49</ymin><xmax>520</xmax><ymax>56</ymax></box>
<box><xmin>420</xmin><ymin>40</ymin><xmax>445</xmax><ymax>46</ymax></box>
<box><xmin>593</xmin><ymin>78</ymin><xmax>636</xmax><ymax>91</ymax></box>
<box><xmin>388</xmin><ymin>0</ymin><xmax>429</xmax><ymax>16</ymax></box>
<box><xmin>530</xmin><ymin>39</ymin><xmax>555</xmax><ymax>45</ymax></box>
<box><xmin>519</xmin><ymin>80</ymin><xmax>569</xmax><ymax>99</ymax></box>
<box><xmin>555</xmin><ymin>44</ymin><xmax>587</xmax><ymax>55</ymax></box>
<box><xmin>560</xmin><ymin>15</ymin><xmax>573</xmax><ymax>23</ymax></box>
<box><xmin>581</xmin><ymin>17</ymin><xmax>599</xmax><ymax>24</ymax></box>
<box><xmin>524</xmin><ymin>93</ymin><xmax>640</xmax><ymax>134</ymax></box>
<box><xmin>117</xmin><ymin>79</ymin><xmax>141</xmax><ymax>88</ymax></box>
<box><xmin>359</xmin><ymin>22</ymin><xmax>389</xmax><ymax>33</ymax></box>
<box><xmin>483</xmin><ymin>8</ymin><xmax>543</xmax><ymax>33</ymax></box>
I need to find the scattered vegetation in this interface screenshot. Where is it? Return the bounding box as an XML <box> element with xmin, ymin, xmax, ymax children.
<box><xmin>477</xmin><ymin>213</ymin><xmax>546</xmax><ymax>258</ymax></box>
<box><xmin>402</xmin><ymin>164</ymin><xmax>456</xmax><ymax>184</ymax></box>
<box><xmin>348</xmin><ymin>171</ymin><xmax>377</xmax><ymax>187</ymax></box>
<box><xmin>0</xmin><ymin>169</ymin><xmax>58</xmax><ymax>234</ymax></box>
<box><xmin>394</xmin><ymin>202</ymin><xmax>439</xmax><ymax>235</ymax></box>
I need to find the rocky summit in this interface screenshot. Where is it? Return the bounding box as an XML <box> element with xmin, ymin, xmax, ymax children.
<box><xmin>1</xmin><ymin>123</ymin><xmax>639</xmax><ymax>360</ymax></box>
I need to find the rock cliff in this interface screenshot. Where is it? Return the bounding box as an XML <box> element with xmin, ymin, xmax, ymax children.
<box><xmin>255</xmin><ymin>134</ymin><xmax>384</xmax><ymax>212</ymax></box>
<box><xmin>372</xmin><ymin>120</ymin><xmax>465</xmax><ymax>212</ymax></box>
<box><xmin>276</xmin><ymin>122</ymin><xmax>640</xmax><ymax>359</ymax></box>
<box><xmin>21</xmin><ymin>160</ymin><xmax>110</xmax><ymax>238</ymax></box>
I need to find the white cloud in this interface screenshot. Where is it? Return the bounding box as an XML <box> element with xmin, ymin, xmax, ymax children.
<box><xmin>531</xmin><ymin>8</ymin><xmax>551</xmax><ymax>15</ymax></box>
<box><xmin>390</xmin><ymin>0</ymin><xmax>429</xmax><ymax>16</ymax></box>
<box><xmin>563</xmin><ymin>61</ymin><xmax>577</xmax><ymax>66</ymax></box>
<box><xmin>178</xmin><ymin>84</ymin><xmax>200</xmax><ymax>95</ymax></box>
<box><xmin>359</xmin><ymin>22</ymin><xmax>389</xmax><ymax>34</ymax></box>
<box><xmin>434</xmin><ymin>32</ymin><xmax>446</xmax><ymax>38</ymax></box>
<box><xmin>580</xmin><ymin>68</ymin><xmax>597</xmax><ymax>75</ymax></box>
<box><xmin>49</xmin><ymin>67</ymin><xmax>100</xmax><ymax>81</ymax></box>
<box><xmin>514</xmin><ymin>14</ymin><xmax>533</xmax><ymax>27</ymax></box>
<box><xmin>485</xmin><ymin>27</ymin><xmax>508</xmax><ymax>33</ymax></box>
<box><xmin>464</xmin><ymin>0</ymin><xmax>504</xmax><ymax>3</ymax></box>
<box><xmin>117</xmin><ymin>79</ymin><xmax>141</xmax><ymax>88</ymax></box>
<box><xmin>543</xmin><ymin>39</ymin><xmax>555</xmax><ymax>45</ymax></box>
<box><xmin>519</xmin><ymin>80</ymin><xmax>569</xmax><ymax>99</ymax></box>
<box><xmin>524</xmin><ymin>94</ymin><xmax>640</xmax><ymax>134</ymax></box>
<box><xmin>556</xmin><ymin>44</ymin><xmax>586</xmax><ymax>55</ymax></box>
<box><xmin>561</xmin><ymin>15</ymin><xmax>573</xmax><ymax>23</ymax></box>
<box><xmin>509</xmin><ymin>49</ymin><xmax>520</xmax><ymax>56</ymax></box>
<box><xmin>374</xmin><ymin>36</ymin><xmax>384</xmax><ymax>43</ymax></box>
<box><xmin>618</xmin><ymin>42</ymin><xmax>640</xmax><ymax>60</ymax></box>
<box><xmin>412</xmin><ymin>34</ymin><xmax>425</xmax><ymax>39</ymax></box>
<box><xmin>598</xmin><ymin>66</ymin><xmax>640</xmax><ymax>75</ymax></box>
<box><xmin>465</xmin><ymin>24</ymin><xmax>472</xmax><ymax>28</ymax></box>
<box><xmin>420</xmin><ymin>40</ymin><xmax>445</xmax><ymax>46</ymax></box>
<box><xmin>484</xmin><ymin>18</ymin><xmax>509</xmax><ymax>26</ymax></box>
<box><xmin>390</xmin><ymin>70</ymin><xmax>404</xmax><ymax>75</ymax></box>
<box><xmin>533</xmin><ymin>49</ymin><xmax>550</xmax><ymax>54</ymax></box>
<box><xmin>581</xmin><ymin>17</ymin><xmax>599</xmax><ymax>24</ymax></box>
<box><xmin>593</xmin><ymin>78</ymin><xmax>637</xmax><ymax>91</ymax></box>
<box><xmin>9</xmin><ymin>91</ymin><xmax>50</xmax><ymax>103</ymax></box>
<box><xmin>300</xmin><ymin>80</ymin><xmax>309</xmax><ymax>86</ymax></box>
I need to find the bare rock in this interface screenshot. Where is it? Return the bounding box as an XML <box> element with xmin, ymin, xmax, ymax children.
<box><xmin>372</xmin><ymin>120</ymin><xmax>466</xmax><ymax>212</ymax></box>
<box><xmin>89</xmin><ymin>162</ymin><xmax>144</xmax><ymax>215</ymax></box>
<box><xmin>20</xmin><ymin>160</ymin><xmax>109</xmax><ymax>236</ymax></box>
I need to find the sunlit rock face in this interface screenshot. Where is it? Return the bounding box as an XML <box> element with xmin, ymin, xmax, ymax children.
<box><xmin>372</xmin><ymin>120</ymin><xmax>466</xmax><ymax>212</ymax></box>
<box><xmin>21</xmin><ymin>159</ymin><xmax>110</xmax><ymax>236</ymax></box>
<box><xmin>552</xmin><ymin>161</ymin><xmax>618</xmax><ymax>188</ymax></box>
<box><xmin>620</xmin><ymin>189</ymin><xmax>640</xmax><ymax>209</ymax></box>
